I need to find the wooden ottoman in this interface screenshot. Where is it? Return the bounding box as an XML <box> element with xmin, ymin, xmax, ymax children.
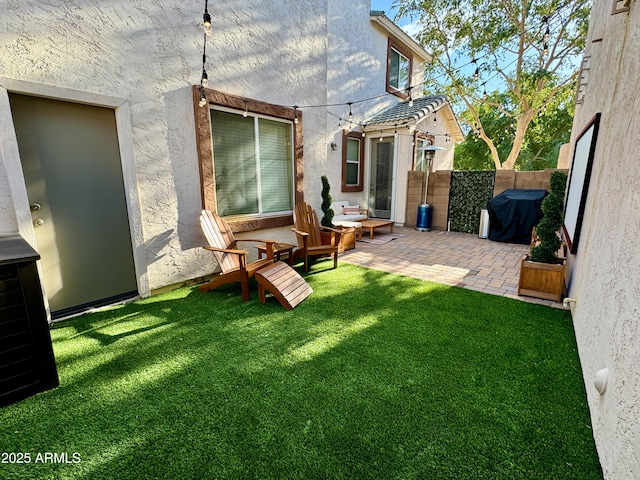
<box><xmin>255</xmin><ymin>261</ymin><xmax>313</xmax><ymax>310</ymax></box>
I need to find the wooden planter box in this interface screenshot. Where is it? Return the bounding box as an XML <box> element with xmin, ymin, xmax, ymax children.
<box><xmin>518</xmin><ymin>255</ymin><xmax>566</xmax><ymax>302</ymax></box>
<box><xmin>320</xmin><ymin>226</ymin><xmax>356</xmax><ymax>253</ymax></box>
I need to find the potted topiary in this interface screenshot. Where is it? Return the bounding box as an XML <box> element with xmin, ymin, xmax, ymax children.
<box><xmin>320</xmin><ymin>175</ymin><xmax>335</xmax><ymax>227</ymax></box>
<box><xmin>319</xmin><ymin>175</ymin><xmax>356</xmax><ymax>252</ymax></box>
<box><xmin>518</xmin><ymin>171</ymin><xmax>568</xmax><ymax>302</ymax></box>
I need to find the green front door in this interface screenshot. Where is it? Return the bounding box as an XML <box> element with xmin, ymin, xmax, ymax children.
<box><xmin>10</xmin><ymin>94</ymin><xmax>137</xmax><ymax>318</ymax></box>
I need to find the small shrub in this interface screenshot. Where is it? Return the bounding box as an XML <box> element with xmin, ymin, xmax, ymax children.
<box><xmin>530</xmin><ymin>171</ymin><xmax>567</xmax><ymax>264</ymax></box>
<box><xmin>320</xmin><ymin>175</ymin><xmax>334</xmax><ymax>227</ymax></box>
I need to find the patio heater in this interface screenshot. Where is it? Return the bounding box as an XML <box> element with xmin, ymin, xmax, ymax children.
<box><xmin>415</xmin><ymin>145</ymin><xmax>445</xmax><ymax>231</ymax></box>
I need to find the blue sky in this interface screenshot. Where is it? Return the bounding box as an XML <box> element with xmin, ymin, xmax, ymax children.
<box><xmin>370</xmin><ymin>0</ymin><xmax>422</xmax><ymax>39</ymax></box>
<box><xmin>370</xmin><ymin>0</ymin><xmax>398</xmax><ymax>17</ymax></box>
<box><xmin>370</xmin><ymin>0</ymin><xmax>506</xmax><ymax>92</ymax></box>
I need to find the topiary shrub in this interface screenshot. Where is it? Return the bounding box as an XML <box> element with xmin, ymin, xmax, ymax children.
<box><xmin>529</xmin><ymin>171</ymin><xmax>568</xmax><ymax>264</ymax></box>
<box><xmin>320</xmin><ymin>175</ymin><xmax>334</xmax><ymax>227</ymax></box>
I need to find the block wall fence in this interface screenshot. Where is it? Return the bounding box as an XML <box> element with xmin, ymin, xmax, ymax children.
<box><xmin>405</xmin><ymin>169</ymin><xmax>567</xmax><ymax>231</ymax></box>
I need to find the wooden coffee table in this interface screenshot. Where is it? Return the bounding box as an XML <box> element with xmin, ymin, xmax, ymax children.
<box><xmin>360</xmin><ymin>219</ymin><xmax>394</xmax><ymax>239</ymax></box>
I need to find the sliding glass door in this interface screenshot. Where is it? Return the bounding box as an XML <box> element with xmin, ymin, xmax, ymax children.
<box><xmin>368</xmin><ymin>137</ymin><xmax>395</xmax><ymax>219</ymax></box>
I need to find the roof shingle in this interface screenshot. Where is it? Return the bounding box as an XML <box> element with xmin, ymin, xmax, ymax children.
<box><xmin>366</xmin><ymin>95</ymin><xmax>447</xmax><ymax>126</ymax></box>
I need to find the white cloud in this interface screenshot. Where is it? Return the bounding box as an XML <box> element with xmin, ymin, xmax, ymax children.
<box><xmin>401</xmin><ymin>20</ymin><xmax>422</xmax><ymax>40</ymax></box>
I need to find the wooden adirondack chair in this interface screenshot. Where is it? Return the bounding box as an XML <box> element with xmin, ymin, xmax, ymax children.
<box><xmin>199</xmin><ymin>210</ymin><xmax>275</xmax><ymax>301</ymax></box>
<box><xmin>291</xmin><ymin>201</ymin><xmax>342</xmax><ymax>273</ymax></box>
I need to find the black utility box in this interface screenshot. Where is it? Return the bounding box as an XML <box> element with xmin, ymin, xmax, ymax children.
<box><xmin>0</xmin><ymin>235</ymin><xmax>58</xmax><ymax>407</ymax></box>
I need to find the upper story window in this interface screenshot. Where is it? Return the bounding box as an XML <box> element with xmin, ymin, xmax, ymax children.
<box><xmin>387</xmin><ymin>38</ymin><xmax>413</xmax><ymax>99</ymax></box>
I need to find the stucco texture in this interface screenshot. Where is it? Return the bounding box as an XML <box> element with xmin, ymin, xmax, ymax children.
<box><xmin>0</xmin><ymin>1</ymin><xmax>450</xmax><ymax>300</ymax></box>
<box><xmin>0</xmin><ymin>1</ymin><xmax>330</xmax><ymax>291</ymax></box>
<box><xmin>567</xmin><ymin>3</ymin><xmax>640</xmax><ymax>478</ymax></box>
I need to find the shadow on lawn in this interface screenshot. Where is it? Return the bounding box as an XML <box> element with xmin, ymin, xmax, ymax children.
<box><xmin>1</xmin><ymin>263</ymin><xmax>602</xmax><ymax>480</ymax></box>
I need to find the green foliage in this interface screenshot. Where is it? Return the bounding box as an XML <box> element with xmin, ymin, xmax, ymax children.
<box><xmin>397</xmin><ymin>0</ymin><xmax>591</xmax><ymax>169</ymax></box>
<box><xmin>530</xmin><ymin>171</ymin><xmax>568</xmax><ymax>263</ymax></box>
<box><xmin>449</xmin><ymin>171</ymin><xmax>496</xmax><ymax>233</ymax></box>
<box><xmin>455</xmin><ymin>90</ymin><xmax>575</xmax><ymax>171</ymax></box>
<box><xmin>320</xmin><ymin>175</ymin><xmax>334</xmax><ymax>227</ymax></box>
<box><xmin>0</xmin><ymin>264</ymin><xmax>602</xmax><ymax>479</ymax></box>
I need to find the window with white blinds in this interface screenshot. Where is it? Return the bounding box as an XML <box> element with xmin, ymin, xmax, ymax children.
<box><xmin>211</xmin><ymin>109</ymin><xmax>293</xmax><ymax>217</ymax></box>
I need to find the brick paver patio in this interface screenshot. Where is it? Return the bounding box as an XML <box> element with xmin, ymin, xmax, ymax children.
<box><xmin>340</xmin><ymin>226</ymin><xmax>564</xmax><ymax>308</ymax></box>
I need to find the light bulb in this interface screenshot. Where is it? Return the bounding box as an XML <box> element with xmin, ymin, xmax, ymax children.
<box><xmin>201</xmin><ymin>69</ymin><xmax>208</xmax><ymax>87</ymax></box>
<box><xmin>203</xmin><ymin>12</ymin><xmax>212</xmax><ymax>36</ymax></box>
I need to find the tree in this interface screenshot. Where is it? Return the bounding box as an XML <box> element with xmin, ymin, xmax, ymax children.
<box><xmin>454</xmin><ymin>88</ymin><xmax>574</xmax><ymax>170</ymax></box>
<box><xmin>397</xmin><ymin>0</ymin><xmax>590</xmax><ymax>170</ymax></box>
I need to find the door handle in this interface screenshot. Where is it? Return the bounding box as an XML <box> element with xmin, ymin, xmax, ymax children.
<box><xmin>30</xmin><ymin>203</ymin><xmax>41</xmax><ymax>212</ymax></box>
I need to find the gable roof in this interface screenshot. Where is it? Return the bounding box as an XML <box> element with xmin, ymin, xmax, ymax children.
<box><xmin>370</xmin><ymin>11</ymin><xmax>432</xmax><ymax>63</ymax></box>
<box><xmin>365</xmin><ymin>95</ymin><xmax>465</xmax><ymax>142</ymax></box>
<box><xmin>366</xmin><ymin>95</ymin><xmax>447</xmax><ymax>125</ymax></box>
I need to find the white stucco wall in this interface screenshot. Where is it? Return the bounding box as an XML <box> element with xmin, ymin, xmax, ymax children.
<box><xmin>0</xmin><ymin>0</ymin><xmax>333</xmax><ymax>292</ymax></box>
<box><xmin>323</xmin><ymin>4</ymin><xmax>434</xmax><ymax>222</ymax></box>
<box><xmin>323</xmin><ymin>2</ymin><xmax>398</xmax><ymax>213</ymax></box>
<box><xmin>0</xmin><ymin>0</ymin><xmax>438</xmax><ymax>295</ymax></box>
<box><xmin>566</xmin><ymin>4</ymin><xmax>640</xmax><ymax>478</ymax></box>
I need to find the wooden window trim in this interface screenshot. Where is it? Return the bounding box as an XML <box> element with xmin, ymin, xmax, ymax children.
<box><xmin>342</xmin><ymin>130</ymin><xmax>365</xmax><ymax>192</ymax></box>
<box><xmin>192</xmin><ymin>86</ymin><xmax>303</xmax><ymax>232</ymax></box>
<box><xmin>386</xmin><ymin>37</ymin><xmax>413</xmax><ymax>100</ymax></box>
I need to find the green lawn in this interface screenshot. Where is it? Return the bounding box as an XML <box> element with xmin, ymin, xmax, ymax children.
<box><xmin>0</xmin><ymin>263</ymin><xmax>602</xmax><ymax>479</ymax></box>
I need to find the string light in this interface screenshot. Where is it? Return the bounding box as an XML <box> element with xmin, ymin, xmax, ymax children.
<box><xmin>195</xmin><ymin>2</ymin><xmax>567</xmax><ymax>115</ymax></box>
<box><xmin>198</xmin><ymin>1</ymin><xmax>210</xmax><ymax>108</ymax></box>
<box><xmin>192</xmin><ymin>8</ymin><xmax>567</xmax><ymax>147</ymax></box>
<box><xmin>203</xmin><ymin>0</ymin><xmax>212</xmax><ymax>36</ymax></box>
<box><xmin>201</xmin><ymin>68</ymin><xmax>208</xmax><ymax>87</ymax></box>
<box><xmin>243</xmin><ymin>99</ymin><xmax>248</xmax><ymax>117</ymax></box>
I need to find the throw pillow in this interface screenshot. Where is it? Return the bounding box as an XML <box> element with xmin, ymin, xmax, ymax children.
<box><xmin>343</xmin><ymin>205</ymin><xmax>360</xmax><ymax>214</ymax></box>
